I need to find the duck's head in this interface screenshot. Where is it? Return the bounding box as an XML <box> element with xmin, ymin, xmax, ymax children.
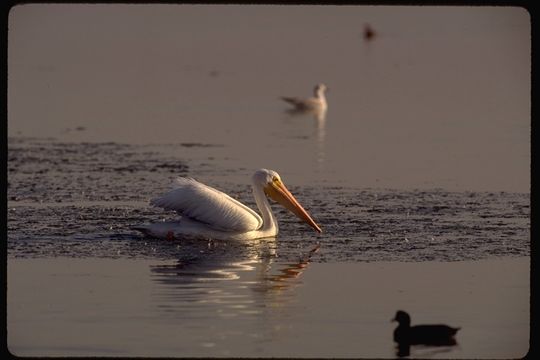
<box><xmin>392</xmin><ymin>310</ymin><xmax>411</xmax><ymax>326</ymax></box>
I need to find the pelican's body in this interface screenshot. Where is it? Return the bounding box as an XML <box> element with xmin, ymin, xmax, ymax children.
<box><xmin>281</xmin><ymin>84</ymin><xmax>328</xmax><ymax>111</ymax></box>
<box><xmin>135</xmin><ymin>169</ymin><xmax>322</xmax><ymax>241</ymax></box>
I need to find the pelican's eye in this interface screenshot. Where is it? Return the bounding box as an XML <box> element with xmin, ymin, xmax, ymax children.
<box><xmin>272</xmin><ymin>176</ymin><xmax>280</xmax><ymax>184</ymax></box>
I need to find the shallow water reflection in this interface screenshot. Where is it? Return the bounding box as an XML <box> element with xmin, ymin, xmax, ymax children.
<box><xmin>396</xmin><ymin>343</ymin><xmax>460</xmax><ymax>358</ymax></box>
<box><xmin>149</xmin><ymin>239</ymin><xmax>320</xmax><ymax>323</ymax></box>
<box><xmin>284</xmin><ymin>107</ymin><xmax>327</xmax><ymax>170</ymax></box>
<box><xmin>8</xmin><ymin>256</ymin><xmax>528</xmax><ymax>357</ymax></box>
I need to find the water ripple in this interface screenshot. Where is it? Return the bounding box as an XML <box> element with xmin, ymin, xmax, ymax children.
<box><xmin>8</xmin><ymin>137</ymin><xmax>530</xmax><ymax>262</ymax></box>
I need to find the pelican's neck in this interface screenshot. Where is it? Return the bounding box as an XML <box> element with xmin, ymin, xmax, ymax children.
<box><xmin>252</xmin><ymin>183</ymin><xmax>278</xmax><ymax>234</ymax></box>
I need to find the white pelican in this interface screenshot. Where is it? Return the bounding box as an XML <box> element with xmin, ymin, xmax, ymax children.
<box><xmin>281</xmin><ymin>83</ymin><xmax>328</xmax><ymax>111</ymax></box>
<box><xmin>135</xmin><ymin>169</ymin><xmax>322</xmax><ymax>241</ymax></box>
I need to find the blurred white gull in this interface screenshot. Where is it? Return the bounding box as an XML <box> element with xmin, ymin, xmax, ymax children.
<box><xmin>281</xmin><ymin>83</ymin><xmax>328</xmax><ymax>111</ymax></box>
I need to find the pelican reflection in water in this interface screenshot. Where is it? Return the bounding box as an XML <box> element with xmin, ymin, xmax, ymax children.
<box><xmin>150</xmin><ymin>240</ymin><xmax>320</xmax><ymax>289</ymax></box>
<box><xmin>149</xmin><ymin>239</ymin><xmax>322</xmax><ymax>316</ymax></box>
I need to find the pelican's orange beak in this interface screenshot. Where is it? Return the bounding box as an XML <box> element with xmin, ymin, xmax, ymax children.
<box><xmin>264</xmin><ymin>179</ymin><xmax>322</xmax><ymax>233</ymax></box>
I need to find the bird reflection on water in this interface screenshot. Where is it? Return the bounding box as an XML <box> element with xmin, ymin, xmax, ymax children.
<box><xmin>254</xmin><ymin>242</ymin><xmax>320</xmax><ymax>292</ymax></box>
<box><xmin>284</xmin><ymin>106</ymin><xmax>327</xmax><ymax>170</ymax></box>
<box><xmin>396</xmin><ymin>343</ymin><xmax>458</xmax><ymax>358</ymax></box>
<box><xmin>149</xmin><ymin>238</ymin><xmax>321</xmax><ymax>318</ymax></box>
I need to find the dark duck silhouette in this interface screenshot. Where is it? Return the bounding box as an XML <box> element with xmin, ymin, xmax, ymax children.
<box><xmin>392</xmin><ymin>310</ymin><xmax>460</xmax><ymax>346</ymax></box>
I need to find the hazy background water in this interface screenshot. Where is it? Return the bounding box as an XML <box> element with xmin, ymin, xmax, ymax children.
<box><xmin>7</xmin><ymin>4</ymin><xmax>530</xmax><ymax>358</ymax></box>
<box><xmin>8</xmin><ymin>5</ymin><xmax>529</xmax><ymax>192</ymax></box>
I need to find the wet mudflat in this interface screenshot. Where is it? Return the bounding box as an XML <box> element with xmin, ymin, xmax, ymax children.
<box><xmin>8</xmin><ymin>137</ymin><xmax>529</xmax><ymax>263</ymax></box>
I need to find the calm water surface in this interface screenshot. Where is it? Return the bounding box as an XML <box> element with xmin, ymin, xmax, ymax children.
<box><xmin>7</xmin><ymin>4</ymin><xmax>530</xmax><ymax>358</ymax></box>
<box><xmin>8</xmin><ymin>257</ymin><xmax>530</xmax><ymax>358</ymax></box>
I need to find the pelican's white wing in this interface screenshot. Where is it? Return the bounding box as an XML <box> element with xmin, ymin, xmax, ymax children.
<box><xmin>150</xmin><ymin>177</ymin><xmax>262</xmax><ymax>232</ymax></box>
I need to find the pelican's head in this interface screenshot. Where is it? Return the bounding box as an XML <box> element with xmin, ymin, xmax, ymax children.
<box><xmin>314</xmin><ymin>83</ymin><xmax>328</xmax><ymax>97</ymax></box>
<box><xmin>252</xmin><ymin>169</ymin><xmax>322</xmax><ymax>233</ymax></box>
